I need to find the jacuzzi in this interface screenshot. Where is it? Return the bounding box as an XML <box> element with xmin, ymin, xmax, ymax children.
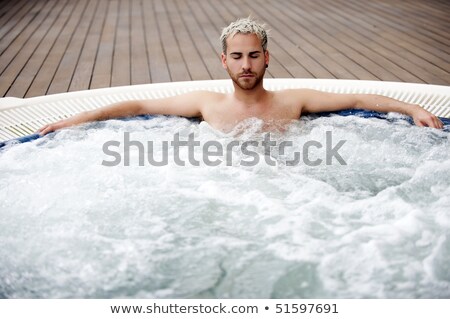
<box><xmin>0</xmin><ymin>79</ymin><xmax>449</xmax><ymax>298</ymax></box>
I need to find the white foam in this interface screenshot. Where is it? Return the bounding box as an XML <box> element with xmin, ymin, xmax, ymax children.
<box><xmin>0</xmin><ymin>116</ymin><xmax>449</xmax><ymax>298</ymax></box>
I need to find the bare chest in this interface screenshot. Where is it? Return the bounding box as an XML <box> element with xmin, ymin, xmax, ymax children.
<box><xmin>202</xmin><ymin>100</ymin><xmax>300</xmax><ymax>132</ymax></box>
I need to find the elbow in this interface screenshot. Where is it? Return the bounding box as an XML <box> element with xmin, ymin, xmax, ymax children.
<box><xmin>134</xmin><ymin>101</ymin><xmax>144</xmax><ymax>115</ymax></box>
<box><xmin>353</xmin><ymin>95</ymin><xmax>365</xmax><ymax>110</ymax></box>
<box><xmin>133</xmin><ymin>101</ymin><xmax>149</xmax><ymax>116</ymax></box>
<box><xmin>117</xmin><ymin>101</ymin><xmax>145</xmax><ymax>117</ymax></box>
<box><xmin>353</xmin><ymin>94</ymin><xmax>383</xmax><ymax>110</ymax></box>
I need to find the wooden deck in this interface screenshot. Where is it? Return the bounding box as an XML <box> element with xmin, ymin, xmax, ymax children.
<box><xmin>0</xmin><ymin>0</ymin><xmax>449</xmax><ymax>99</ymax></box>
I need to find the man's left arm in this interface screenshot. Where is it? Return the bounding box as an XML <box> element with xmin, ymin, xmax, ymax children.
<box><xmin>300</xmin><ymin>89</ymin><xmax>443</xmax><ymax>129</ymax></box>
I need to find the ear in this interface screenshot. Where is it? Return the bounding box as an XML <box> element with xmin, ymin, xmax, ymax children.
<box><xmin>221</xmin><ymin>52</ymin><xmax>227</xmax><ymax>69</ymax></box>
<box><xmin>264</xmin><ymin>50</ymin><xmax>270</xmax><ymax>67</ymax></box>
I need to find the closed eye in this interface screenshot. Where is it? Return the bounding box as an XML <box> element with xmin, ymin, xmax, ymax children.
<box><xmin>230</xmin><ymin>55</ymin><xmax>259</xmax><ymax>60</ymax></box>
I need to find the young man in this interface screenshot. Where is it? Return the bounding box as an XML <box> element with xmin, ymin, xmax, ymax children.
<box><xmin>38</xmin><ymin>18</ymin><xmax>443</xmax><ymax>135</ymax></box>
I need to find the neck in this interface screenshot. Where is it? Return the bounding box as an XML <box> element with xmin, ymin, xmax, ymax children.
<box><xmin>232</xmin><ymin>81</ymin><xmax>269</xmax><ymax>105</ymax></box>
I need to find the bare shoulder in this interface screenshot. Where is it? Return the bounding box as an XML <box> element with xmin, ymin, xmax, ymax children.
<box><xmin>274</xmin><ymin>88</ymin><xmax>321</xmax><ymax>100</ymax></box>
<box><xmin>272</xmin><ymin>88</ymin><xmax>315</xmax><ymax>108</ymax></box>
<box><xmin>195</xmin><ymin>90</ymin><xmax>228</xmax><ymax>112</ymax></box>
<box><xmin>273</xmin><ymin>88</ymin><xmax>339</xmax><ymax>110</ymax></box>
<box><xmin>138</xmin><ymin>90</ymin><xmax>227</xmax><ymax>118</ymax></box>
<box><xmin>272</xmin><ymin>88</ymin><xmax>345</xmax><ymax>116</ymax></box>
<box><xmin>192</xmin><ymin>90</ymin><xmax>227</xmax><ymax>102</ymax></box>
<box><xmin>182</xmin><ymin>90</ymin><xmax>226</xmax><ymax>110</ymax></box>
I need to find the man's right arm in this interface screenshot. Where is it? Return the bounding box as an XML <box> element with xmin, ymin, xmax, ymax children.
<box><xmin>38</xmin><ymin>91</ymin><xmax>205</xmax><ymax>135</ymax></box>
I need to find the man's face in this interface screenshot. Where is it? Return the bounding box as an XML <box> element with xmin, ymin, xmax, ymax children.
<box><xmin>221</xmin><ymin>33</ymin><xmax>269</xmax><ymax>90</ymax></box>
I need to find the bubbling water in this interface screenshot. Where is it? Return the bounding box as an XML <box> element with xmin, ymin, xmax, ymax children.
<box><xmin>0</xmin><ymin>115</ymin><xmax>449</xmax><ymax>298</ymax></box>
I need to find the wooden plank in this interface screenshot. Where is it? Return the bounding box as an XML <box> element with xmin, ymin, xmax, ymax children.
<box><xmin>373</xmin><ymin>0</ymin><xmax>450</xmax><ymax>39</ymax></box>
<box><xmin>327</xmin><ymin>0</ymin><xmax>449</xmax><ymax>83</ymax></box>
<box><xmin>110</xmin><ymin>0</ymin><xmax>131</xmax><ymax>87</ymax></box>
<box><xmin>271</xmin><ymin>0</ymin><xmax>406</xmax><ymax>82</ymax></box>
<box><xmin>0</xmin><ymin>0</ymin><xmax>68</xmax><ymax>97</ymax></box>
<box><xmin>347</xmin><ymin>0</ymin><xmax>449</xmax><ymax>52</ymax></box>
<box><xmin>394</xmin><ymin>1</ymin><xmax>450</xmax><ymax>33</ymax></box>
<box><xmin>26</xmin><ymin>0</ymin><xmax>90</xmax><ymax>97</ymax></box>
<box><xmin>130</xmin><ymin>0</ymin><xmax>151</xmax><ymax>85</ymax></box>
<box><xmin>174</xmin><ymin>0</ymin><xmax>225</xmax><ymax>80</ymax></box>
<box><xmin>47</xmin><ymin>0</ymin><xmax>98</xmax><ymax>94</ymax></box>
<box><xmin>141</xmin><ymin>0</ymin><xmax>171</xmax><ymax>83</ymax></box>
<box><xmin>165</xmin><ymin>0</ymin><xmax>210</xmax><ymax>81</ymax></box>
<box><xmin>298</xmin><ymin>0</ymin><xmax>446</xmax><ymax>84</ymax></box>
<box><xmin>426</xmin><ymin>0</ymin><xmax>450</xmax><ymax>13</ymax></box>
<box><xmin>7</xmin><ymin>0</ymin><xmax>76</xmax><ymax>98</ymax></box>
<box><xmin>69</xmin><ymin>0</ymin><xmax>107</xmax><ymax>92</ymax></box>
<box><xmin>0</xmin><ymin>0</ymin><xmax>19</xmax><ymax>19</ymax></box>
<box><xmin>344</xmin><ymin>0</ymin><xmax>449</xmax><ymax>60</ymax></box>
<box><xmin>90</xmin><ymin>0</ymin><xmax>118</xmax><ymax>89</ymax></box>
<box><xmin>153</xmin><ymin>0</ymin><xmax>190</xmax><ymax>82</ymax></box>
<box><xmin>183</xmin><ymin>0</ymin><xmax>222</xmax><ymax>64</ymax></box>
<box><xmin>0</xmin><ymin>0</ymin><xmax>50</xmax><ymax>67</ymax></box>
<box><xmin>332</xmin><ymin>0</ymin><xmax>449</xmax><ymax>70</ymax></box>
<box><xmin>0</xmin><ymin>0</ymin><xmax>29</xmax><ymax>31</ymax></box>
<box><xmin>262</xmin><ymin>0</ymin><xmax>378</xmax><ymax>79</ymax></box>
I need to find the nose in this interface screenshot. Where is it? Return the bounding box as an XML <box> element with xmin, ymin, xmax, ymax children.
<box><xmin>242</xmin><ymin>57</ymin><xmax>251</xmax><ymax>71</ymax></box>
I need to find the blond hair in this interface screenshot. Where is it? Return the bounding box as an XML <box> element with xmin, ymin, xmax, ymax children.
<box><xmin>220</xmin><ymin>17</ymin><xmax>268</xmax><ymax>53</ymax></box>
